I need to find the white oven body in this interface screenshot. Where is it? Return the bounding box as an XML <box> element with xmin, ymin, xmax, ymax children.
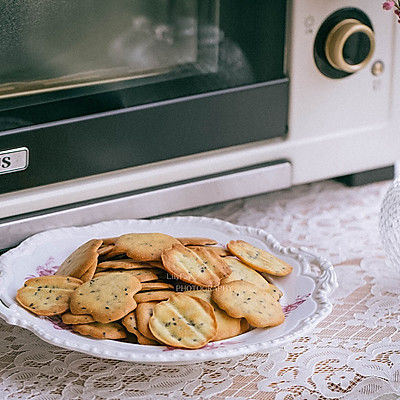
<box><xmin>1</xmin><ymin>0</ymin><xmax>399</xmax><ymax>248</ymax></box>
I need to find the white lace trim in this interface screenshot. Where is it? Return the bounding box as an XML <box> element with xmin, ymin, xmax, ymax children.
<box><xmin>0</xmin><ymin>180</ymin><xmax>398</xmax><ymax>399</ymax></box>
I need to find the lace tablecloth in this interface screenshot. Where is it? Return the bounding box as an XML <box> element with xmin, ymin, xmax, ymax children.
<box><xmin>1</xmin><ymin>180</ymin><xmax>399</xmax><ymax>400</ymax></box>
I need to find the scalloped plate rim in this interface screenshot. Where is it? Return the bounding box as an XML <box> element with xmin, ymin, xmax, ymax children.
<box><xmin>0</xmin><ymin>216</ymin><xmax>338</xmax><ymax>364</ymax></box>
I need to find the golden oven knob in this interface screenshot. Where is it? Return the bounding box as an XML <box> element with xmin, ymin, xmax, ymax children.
<box><xmin>325</xmin><ymin>19</ymin><xmax>375</xmax><ymax>73</ymax></box>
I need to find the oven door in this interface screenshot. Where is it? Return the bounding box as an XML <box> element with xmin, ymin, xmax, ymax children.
<box><xmin>0</xmin><ymin>0</ymin><xmax>288</xmax><ymax>195</ymax></box>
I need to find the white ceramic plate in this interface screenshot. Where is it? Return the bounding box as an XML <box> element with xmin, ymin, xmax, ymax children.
<box><xmin>0</xmin><ymin>217</ymin><xmax>337</xmax><ymax>364</ymax></box>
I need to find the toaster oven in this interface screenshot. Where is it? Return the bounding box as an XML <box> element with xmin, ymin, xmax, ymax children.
<box><xmin>1</xmin><ymin>0</ymin><xmax>399</xmax><ymax>249</ymax></box>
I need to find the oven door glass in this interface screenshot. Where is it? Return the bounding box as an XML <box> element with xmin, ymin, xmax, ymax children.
<box><xmin>0</xmin><ymin>0</ymin><xmax>286</xmax><ymax>124</ymax></box>
<box><xmin>0</xmin><ymin>0</ymin><xmax>218</xmax><ymax>99</ymax></box>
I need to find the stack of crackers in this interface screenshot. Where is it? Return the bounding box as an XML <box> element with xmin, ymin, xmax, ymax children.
<box><xmin>16</xmin><ymin>233</ymin><xmax>292</xmax><ymax>349</ymax></box>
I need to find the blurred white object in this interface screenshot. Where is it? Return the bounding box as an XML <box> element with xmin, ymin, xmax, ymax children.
<box><xmin>379</xmin><ymin>177</ymin><xmax>400</xmax><ymax>271</ymax></box>
<box><xmin>109</xmin><ymin>15</ymin><xmax>197</xmax><ymax>72</ymax></box>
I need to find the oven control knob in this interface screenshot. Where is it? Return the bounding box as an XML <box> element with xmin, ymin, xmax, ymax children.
<box><xmin>325</xmin><ymin>19</ymin><xmax>375</xmax><ymax>73</ymax></box>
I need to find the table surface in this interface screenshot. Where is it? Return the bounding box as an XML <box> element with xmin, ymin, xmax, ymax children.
<box><xmin>1</xmin><ymin>179</ymin><xmax>399</xmax><ymax>400</ymax></box>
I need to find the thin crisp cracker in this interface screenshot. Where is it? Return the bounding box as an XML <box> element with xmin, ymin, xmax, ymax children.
<box><xmin>79</xmin><ymin>260</ymin><xmax>97</xmax><ymax>282</ymax></box>
<box><xmin>73</xmin><ymin>322</ymin><xmax>127</xmax><ymax>339</ymax></box>
<box><xmin>93</xmin><ymin>269</ymin><xmax>158</xmax><ymax>282</ymax></box>
<box><xmin>161</xmin><ymin>243</ymin><xmax>222</xmax><ymax>288</ymax></box>
<box><xmin>16</xmin><ymin>287</ymin><xmax>74</xmax><ymax>316</ymax></box>
<box><xmin>188</xmin><ymin>289</ymin><xmax>242</xmax><ymax>341</ymax></box>
<box><xmin>149</xmin><ymin>293</ymin><xmax>217</xmax><ymax>349</ymax></box>
<box><xmin>178</xmin><ymin>237</ymin><xmax>218</xmax><ymax>246</ymax></box>
<box><xmin>97</xmin><ymin>260</ymin><xmax>155</xmax><ymax>270</ymax></box>
<box><xmin>108</xmin><ymin>233</ymin><xmax>179</xmax><ymax>261</ymax></box>
<box><xmin>136</xmin><ymin>302</ymin><xmax>159</xmax><ymax>341</ymax></box>
<box><xmin>187</xmin><ymin>246</ymin><xmax>231</xmax><ymax>257</ymax></box>
<box><xmin>97</xmin><ymin>245</ymin><xmax>114</xmax><ymax>256</ymax></box>
<box><xmin>16</xmin><ymin>276</ymin><xmax>82</xmax><ymax>316</ymax></box>
<box><xmin>140</xmin><ymin>282</ymin><xmax>174</xmax><ymax>291</ymax></box>
<box><xmin>70</xmin><ymin>272</ymin><xmax>141</xmax><ymax>322</ymax></box>
<box><xmin>227</xmin><ymin>240</ymin><xmax>293</xmax><ymax>276</ymax></box>
<box><xmin>62</xmin><ymin>311</ymin><xmax>95</xmax><ymax>324</ymax></box>
<box><xmin>122</xmin><ymin>312</ymin><xmax>159</xmax><ymax>345</ymax></box>
<box><xmin>134</xmin><ymin>290</ymin><xmax>175</xmax><ymax>303</ymax></box>
<box><xmin>21</xmin><ymin>275</ymin><xmax>82</xmax><ymax>290</ymax></box>
<box><xmin>189</xmin><ymin>246</ymin><xmax>231</xmax><ymax>278</ymax></box>
<box><xmin>56</xmin><ymin>239</ymin><xmax>103</xmax><ymax>278</ymax></box>
<box><xmin>212</xmin><ymin>280</ymin><xmax>285</xmax><ymax>328</ymax></box>
<box><xmin>221</xmin><ymin>257</ymin><xmax>271</xmax><ymax>290</ymax></box>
